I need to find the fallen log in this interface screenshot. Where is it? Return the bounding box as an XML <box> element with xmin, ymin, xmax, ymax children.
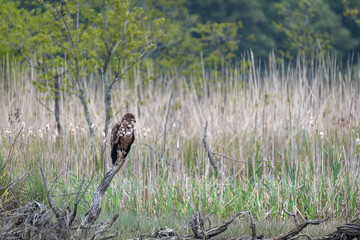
<box><xmin>131</xmin><ymin>208</ymin><xmax>360</xmax><ymax>240</ymax></box>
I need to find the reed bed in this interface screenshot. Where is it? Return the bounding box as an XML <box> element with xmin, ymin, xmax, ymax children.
<box><xmin>1</xmin><ymin>54</ymin><xmax>360</xmax><ymax>228</ymax></box>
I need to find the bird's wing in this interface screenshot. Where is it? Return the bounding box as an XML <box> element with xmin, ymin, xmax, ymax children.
<box><xmin>111</xmin><ymin>122</ymin><xmax>126</xmax><ymax>146</ymax></box>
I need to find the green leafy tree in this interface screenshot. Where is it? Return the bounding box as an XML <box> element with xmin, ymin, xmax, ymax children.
<box><xmin>1</xmin><ymin>0</ymin><xmax>163</xmax><ymax>137</ymax></box>
<box><xmin>194</xmin><ymin>21</ymin><xmax>243</xmax><ymax>66</ymax></box>
<box><xmin>343</xmin><ymin>0</ymin><xmax>360</xmax><ymax>26</ymax></box>
<box><xmin>273</xmin><ymin>0</ymin><xmax>356</xmax><ymax>60</ymax></box>
<box><xmin>142</xmin><ymin>0</ymin><xmax>244</xmax><ymax>76</ymax></box>
<box><xmin>185</xmin><ymin>0</ymin><xmax>277</xmax><ymax>59</ymax></box>
<box><xmin>0</xmin><ymin>0</ymin><xmax>65</xmax><ymax>133</ymax></box>
<box><xmin>141</xmin><ymin>0</ymin><xmax>200</xmax><ymax>73</ymax></box>
<box><xmin>87</xmin><ymin>0</ymin><xmax>163</xmax><ymax>136</ymax></box>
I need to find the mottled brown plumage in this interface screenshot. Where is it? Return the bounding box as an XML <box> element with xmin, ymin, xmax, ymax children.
<box><xmin>110</xmin><ymin>113</ymin><xmax>136</xmax><ymax>164</ymax></box>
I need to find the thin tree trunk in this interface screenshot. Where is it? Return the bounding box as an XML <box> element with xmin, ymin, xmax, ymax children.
<box><xmin>104</xmin><ymin>73</ymin><xmax>111</xmax><ymax>138</ymax></box>
<box><xmin>54</xmin><ymin>75</ymin><xmax>61</xmax><ymax>134</ymax></box>
<box><xmin>79</xmin><ymin>85</ymin><xmax>94</xmax><ymax>136</ymax></box>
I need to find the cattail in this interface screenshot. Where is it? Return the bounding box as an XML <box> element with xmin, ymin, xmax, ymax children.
<box><xmin>147</xmin><ymin>128</ymin><xmax>151</xmax><ymax>133</ymax></box>
<box><xmin>101</xmin><ymin>131</ymin><xmax>106</xmax><ymax>137</ymax></box>
<box><xmin>356</xmin><ymin>138</ymin><xmax>360</xmax><ymax>146</ymax></box>
<box><xmin>45</xmin><ymin>123</ymin><xmax>50</xmax><ymax>132</ymax></box>
<box><xmin>103</xmin><ymin>139</ymin><xmax>107</xmax><ymax>144</ymax></box>
<box><xmin>91</xmin><ymin>123</ymin><xmax>96</xmax><ymax>130</ymax></box>
<box><xmin>310</xmin><ymin>117</ymin><xmax>314</xmax><ymax>126</ymax></box>
<box><xmin>21</xmin><ymin>121</ymin><xmax>25</xmax><ymax>128</ymax></box>
<box><xmin>70</xmin><ymin>128</ymin><xmax>75</xmax><ymax>135</ymax></box>
<box><xmin>55</xmin><ymin>129</ymin><xmax>59</xmax><ymax>137</ymax></box>
<box><xmin>142</xmin><ymin>127</ymin><xmax>146</xmax><ymax>132</ymax></box>
<box><xmin>134</xmin><ymin>126</ymin><xmax>137</xmax><ymax>132</ymax></box>
<box><xmin>68</xmin><ymin>123</ymin><xmax>73</xmax><ymax>133</ymax></box>
<box><xmin>143</xmin><ymin>132</ymin><xmax>147</xmax><ymax>137</ymax></box>
<box><xmin>5</xmin><ymin>130</ymin><xmax>11</xmax><ymax>137</ymax></box>
<box><xmin>173</xmin><ymin>123</ymin><xmax>176</xmax><ymax>128</ymax></box>
<box><xmin>28</xmin><ymin>130</ymin><xmax>33</xmax><ymax>137</ymax></box>
<box><xmin>52</xmin><ymin>135</ymin><xmax>56</xmax><ymax>143</ymax></box>
<box><xmin>38</xmin><ymin>130</ymin><xmax>43</xmax><ymax>139</ymax></box>
<box><xmin>319</xmin><ymin>131</ymin><xmax>324</xmax><ymax>139</ymax></box>
<box><xmin>81</xmin><ymin>128</ymin><xmax>86</xmax><ymax>136</ymax></box>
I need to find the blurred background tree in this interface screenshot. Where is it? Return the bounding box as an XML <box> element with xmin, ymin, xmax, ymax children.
<box><xmin>273</xmin><ymin>0</ymin><xmax>357</xmax><ymax>60</ymax></box>
<box><xmin>0</xmin><ymin>0</ymin><xmax>164</xmax><ymax>136</ymax></box>
<box><xmin>2</xmin><ymin>0</ymin><xmax>360</xmax><ymax>72</ymax></box>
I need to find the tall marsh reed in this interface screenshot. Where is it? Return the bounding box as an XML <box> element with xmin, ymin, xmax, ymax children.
<box><xmin>1</xmin><ymin>54</ymin><xmax>360</xmax><ymax>223</ymax></box>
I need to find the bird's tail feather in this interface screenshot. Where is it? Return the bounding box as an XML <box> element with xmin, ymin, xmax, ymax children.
<box><xmin>111</xmin><ymin>147</ymin><xmax>117</xmax><ymax>164</ymax></box>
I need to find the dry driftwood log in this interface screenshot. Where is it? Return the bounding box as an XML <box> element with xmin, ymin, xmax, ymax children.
<box><xmin>132</xmin><ymin>206</ymin><xmax>360</xmax><ymax>240</ymax></box>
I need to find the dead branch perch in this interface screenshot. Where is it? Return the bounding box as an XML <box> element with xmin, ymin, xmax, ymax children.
<box><xmin>79</xmin><ymin>156</ymin><xmax>127</xmax><ymax>229</ymax></box>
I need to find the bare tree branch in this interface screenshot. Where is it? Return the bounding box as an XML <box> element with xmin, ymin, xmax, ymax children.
<box><xmin>203</xmin><ymin>121</ymin><xmax>219</xmax><ymax>175</ymax></box>
<box><xmin>88</xmin><ymin>214</ymin><xmax>119</xmax><ymax>240</ymax></box>
<box><xmin>68</xmin><ymin>178</ymin><xmax>84</xmax><ymax>227</ymax></box>
<box><xmin>282</xmin><ymin>201</ymin><xmax>300</xmax><ymax>227</ymax></box>
<box><xmin>273</xmin><ymin>218</ymin><xmax>329</xmax><ymax>240</ymax></box>
<box><xmin>39</xmin><ymin>168</ymin><xmax>62</xmax><ymax>224</ymax></box>
<box><xmin>249</xmin><ymin>211</ymin><xmax>257</xmax><ymax>240</ymax></box>
<box><xmin>1</xmin><ymin>126</ymin><xmax>23</xmax><ymax>172</ymax></box>
<box><xmin>109</xmin><ymin>51</ymin><xmax>148</xmax><ymax>89</ymax></box>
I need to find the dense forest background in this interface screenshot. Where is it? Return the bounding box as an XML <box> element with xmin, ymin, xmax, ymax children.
<box><xmin>2</xmin><ymin>0</ymin><xmax>360</xmax><ymax>73</ymax></box>
<box><xmin>186</xmin><ymin>0</ymin><xmax>360</xmax><ymax>59</ymax></box>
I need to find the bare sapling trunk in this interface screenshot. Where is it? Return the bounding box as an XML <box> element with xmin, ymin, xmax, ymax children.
<box><xmin>203</xmin><ymin>121</ymin><xmax>219</xmax><ymax>177</ymax></box>
<box><xmin>78</xmin><ymin>85</ymin><xmax>94</xmax><ymax>137</ymax></box>
<box><xmin>54</xmin><ymin>73</ymin><xmax>61</xmax><ymax>134</ymax></box>
<box><xmin>104</xmin><ymin>73</ymin><xmax>111</xmax><ymax>138</ymax></box>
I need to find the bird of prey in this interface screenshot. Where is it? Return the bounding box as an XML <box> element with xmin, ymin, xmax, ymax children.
<box><xmin>110</xmin><ymin>113</ymin><xmax>136</xmax><ymax>164</ymax></box>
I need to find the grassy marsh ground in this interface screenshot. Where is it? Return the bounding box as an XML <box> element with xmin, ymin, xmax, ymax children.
<box><xmin>1</xmin><ymin>55</ymin><xmax>360</xmax><ymax>238</ymax></box>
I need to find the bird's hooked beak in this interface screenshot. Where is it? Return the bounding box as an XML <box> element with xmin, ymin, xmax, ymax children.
<box><xmin>133</xmin><ymin>119</ymin><xmax>136</xmax><ymax>123</ymax></box>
